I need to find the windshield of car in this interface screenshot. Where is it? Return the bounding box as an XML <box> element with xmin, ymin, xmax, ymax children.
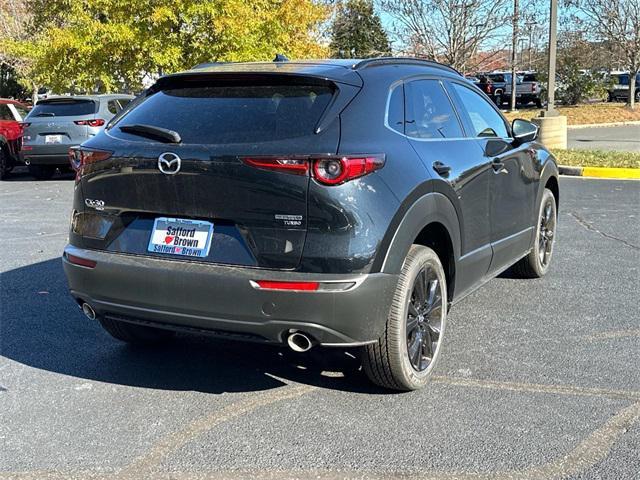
<box><xmin>111</xmin><ymin>83</ymin><xmax>334</xmax><ymax>144</ymax></box>
<box><xmin>29</xmin><ymin>99</ymin><xmax>98</xmax><ymax>117</ymax></box>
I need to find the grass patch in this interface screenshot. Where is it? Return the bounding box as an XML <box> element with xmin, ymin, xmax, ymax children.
<box><xmin>503</xmin><ymin>103</ymin><xmax>640</xmax><ymax>126</ymax></box>
<box><xmin>551</xmin><ymin>149</ymin><xmax>640</xmax><ymax>168</ymax></box>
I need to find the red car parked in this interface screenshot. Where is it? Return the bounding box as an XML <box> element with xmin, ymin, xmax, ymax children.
<box><xmin>0</xmin><ymin>99</ymin><xmax>29</xmax><ymax>180</ymax></box>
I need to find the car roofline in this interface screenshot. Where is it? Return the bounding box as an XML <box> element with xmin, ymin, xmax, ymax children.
<box><xmin>189</xmin><ymin>57</ymin><xmax>461</xmax><ymax>76</ymax></box>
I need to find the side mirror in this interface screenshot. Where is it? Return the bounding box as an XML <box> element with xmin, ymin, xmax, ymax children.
<box><xmin>512</xmin><ymin>119</ymin><xmax>538</xmax><ymax>144</ymax></box>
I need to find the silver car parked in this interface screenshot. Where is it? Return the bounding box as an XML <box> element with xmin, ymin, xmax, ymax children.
<box><xmin>20</xmin><ymin>94</ymin><xmax>134</xmax><ymax>179</ymax></box>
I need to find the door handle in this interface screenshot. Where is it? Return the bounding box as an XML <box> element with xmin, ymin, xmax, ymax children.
<box><xmin>432</xmin><ymin>161</ymin><xmax>451</xmax><ymax>177</ymax></box>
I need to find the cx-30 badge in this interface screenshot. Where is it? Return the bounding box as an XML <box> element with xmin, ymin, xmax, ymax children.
<box><xmin>158</xmin><ymin>152</ymin><xmax>181</xmax><ymax>175</ymax></box>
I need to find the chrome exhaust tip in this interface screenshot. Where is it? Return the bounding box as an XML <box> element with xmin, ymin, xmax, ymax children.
<box><xmin>287</xmin><ymin>332</ymin><xmax>313</xmax><ymax>353</ymax></box>
<box><xmin>81</xmin><ymin>302</ymin><xmax>96</xmax><ymax>321</ymax></box>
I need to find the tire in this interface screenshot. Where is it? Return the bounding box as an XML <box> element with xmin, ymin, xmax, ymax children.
<box><xmin>28</xmin><ymin>164</ymin><xmax>56</xmax><ymax>180</ymax></box>
<box><xmin>535</xmin><ymin>98</ymin><xmax>543</xmax><ymax>108</ymax></box>
<box><xmin>494</xmin><ymin>92</ymin><xmax>503</xmax><ymax>107</ymax></box>
<box><xmin>98</xmin><ymin>317</ymin><xmax>175</xmax><ymax>345</ymax></box>
<box><xmin>0</xmin><ymin>148</ymin><xmax>11</xmax><ymax>180</ymax></box>
<box><xmin>635</xmin><ymin>90</ymin><xmax>640</xmax><ymax>103</ymax></box>
<box><xmin>363</xmin><ymin>245</ymin><xmax>447</xmax><ymax>391</ymax></box>
<box><xmin>510</xmin><ymin>188</ymin><xmax>557</xmax><ymax>278</ymax></box>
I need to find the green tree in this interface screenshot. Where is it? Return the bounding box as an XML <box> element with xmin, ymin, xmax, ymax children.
<box><xmin>1</xmin><ymin>0</ymin><xmax>329</xmax><ymax>94</ymax></box>
<box><xmin>330</xmin><ymin>0</ymin><xmax>390</xmax><ymax>59</ymax></box>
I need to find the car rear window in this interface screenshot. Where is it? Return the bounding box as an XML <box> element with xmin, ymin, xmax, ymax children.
<box><xmin>29</xmin><ymin>99</ymin><xmax>98</xmax><ymax>117</ymax></box>
<box><xmin>112</xmin><ymin>84</ymin><xmax>334</xmax><ymax>144</ymax></box>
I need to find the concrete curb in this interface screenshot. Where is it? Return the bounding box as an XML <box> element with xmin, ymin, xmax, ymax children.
<box><xmin>567</xmin><ymin>120</ymin><xmax>640</xmax><ymax>130</ymax></box>
<box><xmin>559</xmin><ymin>165</ymin><xmax>640</xmax><ymax>179</ymax></box>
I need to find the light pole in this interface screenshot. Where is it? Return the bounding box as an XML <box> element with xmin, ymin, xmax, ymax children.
<box><xmin>531</xmin><ymin>0</ymin><xmax>566</xmax><ymax>149</ymax></box>
<box><xmin>545</xmin><ymin>0</ymin><xmax>558</xmax><ymax>116</ymax></box>
<box><xmin>510</xmin><ymin>0</ymin><xmax>519</xmax><ymax>111</ymax></box>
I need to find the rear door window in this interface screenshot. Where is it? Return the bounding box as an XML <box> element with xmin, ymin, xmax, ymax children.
<box><xmin>404</xmin><ymin>79</ymin><xmax>463</xmax><ymax>139</ymax></box>
<box><xmin>29</xmin><ymin>99</ymin><xmax>98</xmax><ymax>117</ymax></box>
<box><xmin>112</xmin><ymin>83</ymin><xmax>334</xmax><ymax>144</ymax></box>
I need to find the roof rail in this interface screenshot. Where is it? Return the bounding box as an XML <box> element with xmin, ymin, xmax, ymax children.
<box><xmin>191</xmin><ymin>61</ymin><xmax>232</xmax><ymax>70</ymax></box>
<box><xmin>353</xmin><ymin>57</ymin><xmax>461</xmax><ymax>76</ymax></box>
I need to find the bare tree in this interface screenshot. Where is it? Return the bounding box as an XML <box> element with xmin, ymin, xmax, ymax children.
<box><xmin>381</xmin><ymin>0</ymin><xmax>511</xmax><ymax>73</ymax></box>
<box><xmin>568</xmin><ymin>0</ymin><xmax>640</xmax><ymax>109</ymax></box>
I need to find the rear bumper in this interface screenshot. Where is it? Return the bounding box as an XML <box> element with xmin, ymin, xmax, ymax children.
<box><xmin>19</xmin><ymin>152</ymin><xmax>69</xmax><ymax>166</ymax></box>
<box><xmin>62</xmin><ymin>245</ymin><xmax>398</xmax><ymax>346</ymax></box>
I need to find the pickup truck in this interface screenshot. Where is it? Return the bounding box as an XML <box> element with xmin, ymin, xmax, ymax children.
<box><xmin>0</xmin><ymin>99</ymin><xmax>28</xmax><ymax>180</ymax></box>
<box><xmin>608</xmin><ymin>72</ymin><xmax>640</xmax><ymax>103</ymax></box>
<box><xmin>477</xmin><ymin>72</ymin><xmax>543</xmax><ymax>108</ymax></box>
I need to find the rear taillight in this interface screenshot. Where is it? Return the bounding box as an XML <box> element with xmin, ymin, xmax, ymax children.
<box><xmin>243</xmin><ymin>157</ymin><xmax>308</xmax><ymax>175</ymax></box>
<box><xmin>20</xmin><ymin>122</ymin><xmax>31</xmax><ymax>128</ymax></box>
<box><xmin>242</xmin><ymin>154</ymin><xmax>385</xmax><ymax>186</ymax></box>
<box><xmin>69</xmin><ymin>147</ymin><xmax>112</xmax><ymax>182</ymax></box>
<box><xmin>532</xmin><ymin>83</ymin><xmax>536</xmax><ymax>92</ymax></box>
<box><xmin>486</xmin><ymin>84</ymin><xmax>493</xmax><ymax>94</ymax></box>
<box><xmin>74</xmin><ymin>119</ymin><xmax>105</xmax><ymax>127</ymax></box>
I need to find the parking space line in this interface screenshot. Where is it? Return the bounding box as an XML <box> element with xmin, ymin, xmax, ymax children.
<box><xmin>431</xmin><ymin>375</ymin><xmax>640</xmax><ymax>401</ymax></box>
<box><xmin>584</xmin><ymin>329</ymin><xmax>640</xmax><ymax>341</ymax></box>
<box><xmin>2</xmin><ymin>387</ymin><xmax>638</xmax><ymax>479</ymax></box>
<box><xmin>117</xmin><ymin>383</ymin><xmax>316</xmax><ymax>477</ymax></box>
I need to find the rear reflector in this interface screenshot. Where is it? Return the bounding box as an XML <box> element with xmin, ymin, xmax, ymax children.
<box><xmin>253</xmin><ymin>280</ymin><xmax>320</xmax><ymax>291</ymax></box>
<box><xmin>66</xmin><ymin>253</ymin><xmax>97</xmax><ymax>268</ymax></box>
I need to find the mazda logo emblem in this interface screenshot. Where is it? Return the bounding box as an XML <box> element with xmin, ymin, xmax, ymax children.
<box><xmin>158</xmin><ymin>152</ymin><xmax>181</xmax><ymax>175</ymax></box>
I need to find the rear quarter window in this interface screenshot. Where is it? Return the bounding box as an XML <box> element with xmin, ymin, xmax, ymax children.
<box><xmin>29</xmin><ymin>99</ymin><xmax>98</xmax><ymax>117</ymax></box>
<box><xmin>0</xmin><ymin>105</ymin><xmax>13</xmax><ymax>120</ymax></box>
<box><xmin>112</xmin><ymin>84</ymin><xmax>334</xmax><ymax>144</ymax></box>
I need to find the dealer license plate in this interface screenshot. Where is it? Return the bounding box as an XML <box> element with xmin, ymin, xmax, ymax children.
<box><xmin>148</xmin><ymin>217</ymin><xmax>213</xmax><ymax>258</ymax></box>
<box><xmin>45</xmin><ymin>134</ymin><xmax>63</xmax><ymax>144</ymax></box>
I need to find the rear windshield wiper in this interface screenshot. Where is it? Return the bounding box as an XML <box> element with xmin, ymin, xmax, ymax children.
<box><xmin>35</xmin><ymin>113</ymin><xmax>55</xmax><ymax>117</ymax></box>
<box><xmin>118</xmin><ymin>124</ymin><xmax>181</xmax><ymax>144</ymax></box>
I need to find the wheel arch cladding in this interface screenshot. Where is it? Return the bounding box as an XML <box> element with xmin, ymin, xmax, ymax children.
<box><xmin>544</xmin><ymin>174</ymin><xmax>559</xmax><ymax>212</ymax></box>
<box><xmin>378</xmin><ymin>192</ymin><xmax>461</xmax><ymax>301</ymax></box>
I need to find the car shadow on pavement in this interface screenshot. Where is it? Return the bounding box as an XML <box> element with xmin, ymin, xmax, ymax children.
<box><xmin>3</xmin><ymin>167</ymin><xmax>75</xmax><ymax>182</ymax></box>
<box><xmin>1</xmin><ymin>258</ymin><xmax>387</xmax><ymax>395</ymax></box>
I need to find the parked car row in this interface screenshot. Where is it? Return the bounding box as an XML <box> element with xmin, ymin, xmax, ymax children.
<box><xmin>0</xmin><ymin>94</ymin><xmax>134</xmax><ymax>180</ymax></box>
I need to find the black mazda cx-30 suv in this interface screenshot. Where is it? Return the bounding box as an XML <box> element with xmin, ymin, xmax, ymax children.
<box><xmin>63</xmin><ymin>58</ymin><xmax>559</xmax><ymax>390</ymax></box>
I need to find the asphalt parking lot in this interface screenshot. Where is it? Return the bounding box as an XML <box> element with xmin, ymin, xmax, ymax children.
<box><xmin>1</xmin><ymin>172</ymin><xmax>639</xmax><ymax>480</ymax></box>
<box><xmin>568</xmin><ymin>124</ymin><xmax>640</xmax><ymax>152</ymax></box>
